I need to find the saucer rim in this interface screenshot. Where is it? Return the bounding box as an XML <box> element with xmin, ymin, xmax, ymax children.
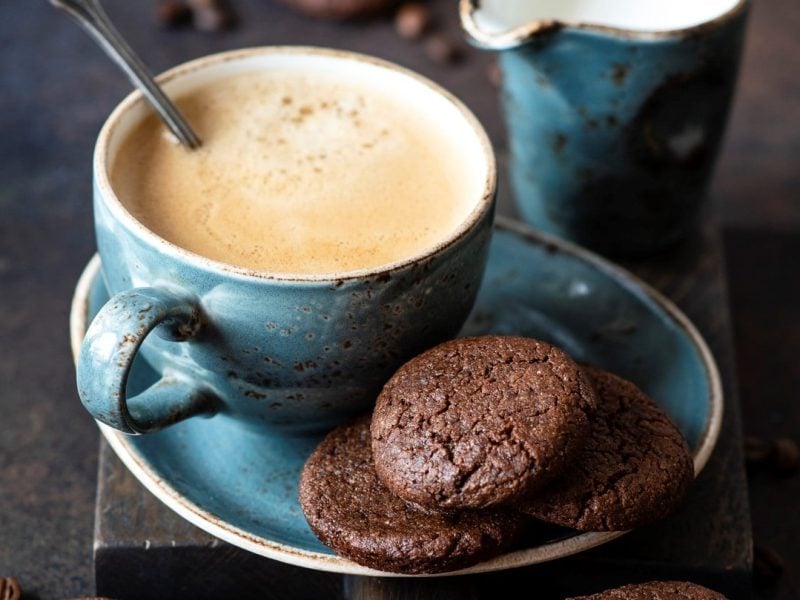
<box><xmin>70</xmin><ymin>216</ymin><xmax>722</xmax><ymax>576</ymax></box>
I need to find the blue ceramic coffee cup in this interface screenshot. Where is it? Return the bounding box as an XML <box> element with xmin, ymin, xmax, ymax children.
<box><xmin>461</xmin><ymin>0</ymin><xmax>748</xmax><ymax>256</ymax></box>
<box><xmin>78</xmin><ymin>47</ymin><xmax>496</xmax><ymax>436</ymax></box>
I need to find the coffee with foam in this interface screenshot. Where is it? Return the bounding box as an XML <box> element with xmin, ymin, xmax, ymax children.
<box><xmin>111</xmin><ymin>69</ymin><xmax>486</xmax><ymax>275</ymax></box>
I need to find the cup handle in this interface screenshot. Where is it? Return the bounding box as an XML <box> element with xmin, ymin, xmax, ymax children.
<box><xmin>77</xmin><ymin>286</ymin><xmax>218</xmax><ymax>434</ymax></box>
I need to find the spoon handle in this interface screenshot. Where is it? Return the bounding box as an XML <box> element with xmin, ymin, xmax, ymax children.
<box><xmin>50</xmin><ymin>0</ymin><xmax>202</xmax><ymax>149</ymax></box>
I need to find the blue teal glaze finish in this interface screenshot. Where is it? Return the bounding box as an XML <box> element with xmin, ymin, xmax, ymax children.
<box><xmin>76</xmin><ymin>218</ymin><xmax>721</xmax><ymax>566</ymax></box>
<box><xmin>79</xmin><ymin>48</ymin><xmax>497</xmax><ymax>435</ymax></box>
<box><xmin>462</xmin><ymin>1</ymin><xmax>749</xmax><ymax>256</ymax></box>
<box><xmin>77</xmin><ymin>286</ymin><xmax>218</xmax><ymax>433</ymax></box>
<box><xmin>89</xmin><ymin>188</ymin><xmax>493</xmax><ymax>434</ymax></box>
<box><xmin>461</xmin><ymin>220</ymin><xmax>713</xmax><ymax>448</ymax></box>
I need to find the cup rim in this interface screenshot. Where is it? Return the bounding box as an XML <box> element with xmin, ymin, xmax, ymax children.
<box><xmin>94</xmin><ymin>46</ymin><xmax>496</xmax><ymax>283</ymax></box>
<box><xmin>459</xmin><ymin>0</ymin><xmax>749</xmax><ymax>50</ymax></box>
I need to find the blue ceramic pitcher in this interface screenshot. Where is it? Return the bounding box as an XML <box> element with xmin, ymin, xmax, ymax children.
<box><xmin>461</xmin><ymin>0</ymin><xmax>749</xmax><ymax>256</ymax></box>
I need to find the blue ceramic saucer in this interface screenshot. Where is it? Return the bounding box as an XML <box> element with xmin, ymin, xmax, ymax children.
<box><xmin>70</xmin><ymin>217</ymin><xmax>722</xmax><ymax>576</ymax></box>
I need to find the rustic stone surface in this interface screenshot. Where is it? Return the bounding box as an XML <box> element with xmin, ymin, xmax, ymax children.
<box><xmin>3</xmin><ymin>0</ymin><xmax>798</xmax><ymax>598</ymax></box>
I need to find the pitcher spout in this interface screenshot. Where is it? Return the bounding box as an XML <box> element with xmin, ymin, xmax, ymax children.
<box><xmin>460</xmin><ymin>0</ymin><xmax>748</xmax><ymax>50</ymax></box>
<box><xmin>459</xmin><ymin>0</ymin><xmax>562</xmax><ymax>50</ymax></box>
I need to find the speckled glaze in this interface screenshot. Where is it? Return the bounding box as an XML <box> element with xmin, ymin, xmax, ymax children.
<box><xmin>78</xmin><ymin>47</ymin><xmax>496</xmax><ymax>435</ymax></box>
<box><xmin>461</xmin><ymin>1</ymin><xmax>749</xmax><ymax>256</ymax></box>
<box><xmin>69</xmin><ymin>216</ymin><xmax>723</xmax><ymax>574</ymax></box>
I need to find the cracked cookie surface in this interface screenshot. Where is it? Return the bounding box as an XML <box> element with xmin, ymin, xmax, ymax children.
<box><xmin>370</xmin><ymin>336</ymin><xmax>597</xmax><ymax>510</ymax></box>
<box><xmin>519</xmin><ymin>367</ymin><xmax>694</xmax><ymax>531</ymax></box>
<box><xmin>567</xmin><ymin>580</ymin><xmax>728</xmax><ymax>599</ymax></box>
<box><xmin>299</xmin><ymin>417</ymin><xmax>525</xmax><ymax>574</ymax></box>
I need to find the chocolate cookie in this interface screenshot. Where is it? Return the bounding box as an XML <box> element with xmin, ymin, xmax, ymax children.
<box><xmin>371</xmin><ymin>336</ymin><xmax>596</xmax><ymax>510</ymax></box>
<box><xmin>299</xmin><ymin>417</ymin><xmax>524</xmax><ymax>574</ymax></box>
<box><xmin>568</xmin><ymin>580</ymin><xmax>728</xmax><ymax>599</ymax></box>
<box><xmin>520</xmin><ymin>367</ymin><xmax>694</xmax><ymax>531</ymax></box>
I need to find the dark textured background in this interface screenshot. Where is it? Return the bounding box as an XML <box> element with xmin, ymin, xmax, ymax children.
<box><xmin>0</xmin><ymin>0</ymin><xmax>798</xmax><ymax>598</ymax></box>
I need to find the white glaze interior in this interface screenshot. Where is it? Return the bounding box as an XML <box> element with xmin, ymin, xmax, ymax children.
<box><xmin>473</xmin><ymin>0</ymin><xmax>741</xmax><ymax>34</ymax></box>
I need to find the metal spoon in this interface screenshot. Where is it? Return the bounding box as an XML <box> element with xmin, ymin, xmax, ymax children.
<box><xmin>50</xmin><ymin>0</ymin><xmax>202</xmax><ymax>149</ymax></box>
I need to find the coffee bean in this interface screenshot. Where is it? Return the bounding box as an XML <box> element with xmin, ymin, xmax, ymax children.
<box><xmin>277</xmin><ymin>0</ymin><xmax>396</xmax><ymax>21</ymax></box>
<box><xmin>487</xmin><ymin>61</ymin><xmax>502</xmax><ymax>87</ymax></box>
<box><xmin>0</xmin><ymin>577</ymin><xmax>21</xmax><ymax>600</ymax></box>
<box><xmin>424</xmin><ymin>34</ymin><xmax>464</xmax><ymax>65</ymax></box>
<box><xmin>187</xmin><ymin>0</ymin><xmax>235</xmax><ymax>31</ymax></box>
<box><xmin>744</xmin><ymin>435</ymin><xmax>770</xmax><ymax>465</ymax></box>
<box><xmin>753</xmin><ymin>543</ymin><xmax>784</xmax><ymax>586</ymax></box>
<box><xmin>155</xmin><ymin>0</ymin><xmax>192</xmax><ymax>28</ymax></box>
<box><xmin>394</xmin><ymin>3</ymin><xmax>430</xmax><ymax>40</ymax></box>
<box><xmin>770</xmin><ymin>437</ymin><xmax>800</xmax><ymax>475</ymax></box>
